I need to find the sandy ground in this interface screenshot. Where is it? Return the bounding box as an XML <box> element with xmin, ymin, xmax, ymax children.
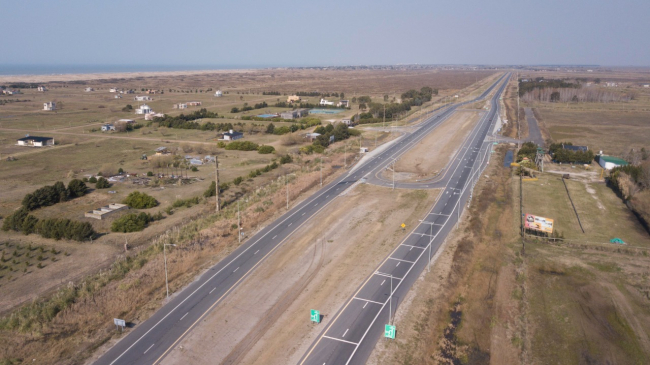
<box><xmin>393</xmin><ymin>110</ymin><xmax>480</xmax><ymax>181</ymax></box>
<box><xmin>160</xmin><ymin>184</ymin><xmax>439</xmax><ymax>365</ymax></box>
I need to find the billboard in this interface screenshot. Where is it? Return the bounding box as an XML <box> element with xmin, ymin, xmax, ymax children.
<box><xmin>524</xmin><ymin>214</ymin><xmax>554</xmax><ymax>234</ymax></box>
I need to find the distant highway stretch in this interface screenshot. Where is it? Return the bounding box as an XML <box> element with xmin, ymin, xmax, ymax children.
<box><xmin>94</xmin><ymin>73</ymin><xmax>508</xmax><ymax>365</ymax></box>
<box><xmin>299</xmin><ymin>73</ymin><xmax>510</xmax><ymax>365</ymax></box>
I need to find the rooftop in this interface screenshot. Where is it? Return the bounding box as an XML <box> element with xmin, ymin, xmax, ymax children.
<box><xmin>599</xmin><ymin>155</ymin><xmax>628</xmax><ymax>165</ymax></box>
<box><xmin>17</xmin><ymin>136</ymin><xmax>53</xmax><ymax>142</ymax></box>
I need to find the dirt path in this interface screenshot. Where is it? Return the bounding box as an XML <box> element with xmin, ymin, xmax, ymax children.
<box><xmin>393</xmin><ymin>110</ymin><xmax>480</xmax><ymax>181</ymax></box>
<box><xmin>160</xmin><ymin>184</ymin><xmax>439</xmax><ymax>365</ymax></box>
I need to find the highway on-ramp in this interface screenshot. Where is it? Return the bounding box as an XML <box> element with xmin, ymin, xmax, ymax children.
<box><xmin>94</xmin><ymin>74</ymin><xmax>508</xmax><ymax>365</ymax></box>
<box><xmin>298</xmin><ymin>73</ymin><xmax>510</xmax><ymax>365</ymax></box>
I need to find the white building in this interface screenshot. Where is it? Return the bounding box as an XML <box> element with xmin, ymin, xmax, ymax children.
<box><xmin>135</xmin><ymin>104</ymin><xmax>153</xmax><ymax>114</ymax></box>
<box><xmin>43</xmin><ymin>102</ymin><xmax>56</xmax><ymax>111</ymax></box>
<box><xmin>85</xmin><ymin>87</ymin><xmax>94</xmax><ymax>92</ymax></box>
<box><xmin>109</xmin><ymin>88</ymin><xmax>120</xmax><ymax>93</ymax></box>
<box><xmin>337</xmin><ymin>100</ymin><xmax>350</xmax><ymax>108</ymax></box>
<box><xmin>320</xmin><ymin>98</ymin><xmax>334</xmax><ymax>106</ymax></box>
<box><xmin>37</xmin><ymin>86</ymin><xmax>47</xmax><ymax>92</ymax></box>
<box><xmin>221</xmin><ymin>129</ymin><xmax>244</xmax><ymax>140</ymax></box>
<box><xmin>118</xmin><ymin>119</ymin><xmax>135</xmax><ymax>124</ymax></box>
<box><xmin>644</xmin><ymin>84</ymin><xmax>650</xmax><ymax>88</ymax></box>
<box><xmin>16</xmin><ymin>136</ymin><xmax>54</xmax><ymax>147</ymax></box>
<box><xmin>134</xmin><ymin>95</ymin><xmax>153</xmax><ymax>101</ymax></box>
<box><xmin>101</xmin><ymin>124</ymin><xmax>116</xmax><ymax>132</ymax></box>
<box><xmin>173</xmin><ymin>103</ymin><xmax>188</xmax><ymax>109</ymax></box>
<box><xmin>215</xmin><ymin>90</ymin><xmax>223</xmax><ymax>97</ymax></box>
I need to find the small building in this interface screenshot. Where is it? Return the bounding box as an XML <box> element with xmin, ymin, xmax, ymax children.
<box><xmin>85</xmin><ymin>87</ymin><xmax>94</xmax><ymax>92</ymax></box>
<box><xmin>16</xmin><ymin>135</ymin><xmax>54</xmax><ymax>147</ymax></box>
<box><xmin>37</xmin><ymin>86</ymin><xmax>47</xmax><ymax>92</ymax></box>
<box><xmin>360</xmin><ymin>147</ymin><xmax>369</xmax><ymax>153</ymax></box>
<box><xmin>145</xmin><ymin>112</ymin><xmax>165</xmax><ymax>121</ymax></box>
<box><xmin>304</xmin><ymin>132</ymin><xmax>321</xmax><ymax>141</ymax></box>
<box><xmin>337</xmin><ymin>100</ymin><xmax>350</xmax><ymax>108</ymax></box>
<box><xmin>135</xmin><ymin>104</ymin><xmax>153</xmax><ymax>114</ymax></box>
<box><xmin>287</xmin><ymin>95</ymin><xmax>301</xmax><ymax>103</ymax></box>
<box><xmin>320</xmin><ymin>98</ymin><xmax>334</xmax><ymax>106</ymax></box>
<box><xmin>189</xmin><ymin>158</ymin><xmax>203</xmax><ymax>165</ymax></box>
<box><xmin>173</xmin><ymin>103</ymin><xmax>188</xmax><ymax>109</ymax></box>
<box><xmin>3</xmin><ymin>89</ymin><xmax>21</xmax><ymax>95</ymax></box>
<box><xmin>562</xmin><ymin>144</ymin><xmax>588</xmax><ymax>152</ymax></box>
<box><xmin>145</xmin><ymin>89</ymin><xmax>161</xmax><ymax>94</ymax></box>
<box><xmin>280</xmin><ymin>108</ymin><xmax>309</xmax><ymax>120</ymax></box>
<box><xmin>43</xmin><ymin>101</ymin><xmax>56</xmax><ymax>111</ymax></box>
<box><xmin>341</xmin><ymin>118</ymin><xmax>354</xmax><ymax>126</ymax></box>
<box><xmin>109</xmin><ymin>88</ymin><xmax>118</xmax><ymax>93</ymax></box>
<box><xmin>114</xmin><ymin>94</ymin><xmax>122</xmax><ymax>99</ymax></box>
<box><xmin>597</xmin><ymin>155</ymin><xmax>628</xmax><ymax>170</ymax></box>
<box><xmin>118</xmin><ymin>119</ymin><xmax>135</xmax><ymax>124</ymax></box>
<box><xmin>134</xmin><ymin>95</ymin><xmax>153</xmax><ymax>101</ymax></box>
<box><xmin>644</xmin><ymin>84</ymin><xmax>650</xmax><ymax>88</ymax></box>
<box><xmin>204</xmin><ymin>155</ymin><xmax>215</xmax><ymax>163</ymax></box>
<box><xmin>101</xmin><ymin>124</ymin><xmax>116</xmax><ymax>132</ymax></box>
<box><xmin>215</xmin><ymin>90</ymin><xmax>223</xmax><ymax>97</ymax></box>
<box><xmin>221</xmin><ymin>129</ymin><xmax>244</xmax><ymax>141</ymax></box>
<box><xmin>124</xmin><ymin>89</ymin><xmax>135</xmax><ymax>94</ymax></box>
<box><xmin>187</xmin><ymin>101</ymin><xmax>202</xmax><ymax>106</ymax></box>
<box><xmin>155</xmin><ymin>147</ymin><xmax>170</xmax><ymax>156</ymax></box>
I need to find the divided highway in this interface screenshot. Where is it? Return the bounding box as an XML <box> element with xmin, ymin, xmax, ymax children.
<box><xmin>299</xmin><ymin>73</ymin><xmax>510</xmax><ymax>365</ymax></box>
<box><xmin>94</xmin><ymin>74</ymin><xmax>508</xmax><ymax>365</ymax></box>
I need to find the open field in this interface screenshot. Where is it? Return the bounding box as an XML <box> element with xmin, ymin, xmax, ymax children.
<box><xmin>159</xmin><ymin>184</ymin><xmax>439</xmax><ymax>365</ymax></box>
<box><xmin>394</xmin><ymin>110</ymin><xmax>481</xmax><ymax>180</ymax></box>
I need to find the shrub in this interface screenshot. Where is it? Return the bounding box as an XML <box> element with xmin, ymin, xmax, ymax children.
<box><xmin>67</xmin><ymin>179</ymin><xmax>88</xmax><ymax>198</ymax></box>
<box><xmin>217</xmin><ymin>141</ymin><xmax>226</xmax><ymax>148</ymax></box>
<box><xmin>111</xmin><ymin>213</ymin><xmax>153</xmax><ymax>233</ymax></box>
<box><xmin>233</xmin><ymin>177</ymin><xmax>244</xmax><ymax>186</ymax></box>
<box><xmin>118</xmin><ymin>167</ymin><xmax>124</xmax><ymax>174</ymax></box>
<box><xmin>89</xmin><ymin>176</ymin><xmax>98</xmax><ymax>183</ymax></box>
<box><xmin>147</xmin><ymin>171</ymin><xmax>154</xmax><ymax>176</ymax></box>
<box><xmin>258</xmin><ymin>145</ymin><xmax>275</xmax><ymax>154</ymax></box>
<box><xmin>21</xmin><ymin>182</ymin><xmax>68</xmax><ymax>210</ymax></box>
<box><xmin>95</xmin><ymin>177</ymin><xmax>110</xmax><ymax>189</ymax></box>
<box><xmin>191</xmin><ymin>166</ymin><xmax>198</xmax><ymax>172</ymax></box>
<box><xmin>123</xmin><ymin>191</ymin><xmax>158</xmax><ymax>209</ymax></box>
<box><xmin>224</xmin><ymin>141</ymin><xmax>259</xmax><ymax>151</ymax></box>
<box><xmin>1</xmin><ymin>207</ymin><xmax>29</xmax><ymax>232</ymax></box>
<box><xmin>172</xmin><ymin>196</ymin><xmax>200</xmax><ymax>208</ymax></box>
<box><xmin>35</xmin><ymin>218</ymin><xmax>95</xmax><ymax>241</ymax></box>
<box><xmin>280</xmin><ymin>155</ymin><xmax>293</xmax><ymax>164</ymax></box>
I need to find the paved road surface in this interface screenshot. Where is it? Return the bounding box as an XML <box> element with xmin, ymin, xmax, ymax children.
<box><xmin>94</xmin><ymin>74</ymin><xmax>508</xmax><ymax>365</ymax></box>
<box><xmin>298</xmin><ymin>74</ymin><xmax>510</xmax><ymax>365</ymax></box>
<box><xmin>524</xmin><ymin>107</ymin><xmax>545</xmax><ymax>147</ymax></box>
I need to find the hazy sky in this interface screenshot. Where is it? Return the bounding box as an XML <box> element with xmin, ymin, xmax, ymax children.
<box><xmin>3</xmin><ymin>0</ymin><xmax>650</xmax><ymax>66</ymax></box>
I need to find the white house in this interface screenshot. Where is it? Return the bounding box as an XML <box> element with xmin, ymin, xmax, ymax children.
<box><xmin>109</xmin><ymin>88</ymin><xmax>120</xmax><ymax>93</ymax></box>
<box><xmin>37</xmin><ymin>86</ymin><xmax>47</xmax><ymax>92</ymax></box>
<box><xmin>134</xmin><ymin>95</ymin><xmax>153</xmax><ymax>101</ymax></box>
<box><xmin>173</xmin><ymin>103</ymin><xmax>188</xmax><ymax>109</ymax></box>
<box><xmin>101</xmin><ymin>124</ymin><xmax>116</xmax><ymax>132</ymax></box>
<box><xmin>16</xmin><ymin>135</ymin><xmax>54</xmax><ymax>147</ymax></box>
<box><xmin>135</xmin><ymin>104</ymin><xmax>153</xmax><ymax>114</ymax></box>
<box><xmin>187</xmin><ymin>101</ymin><xmax>202</xmax><ymax>106</ymax></box>
<box><xmin>145</xmin><ymin>113</ymin><xmax>165</xmax><ymax>121</ymax></box>
<box><xmin>85</xmin><ymin>87</ymin><xmax>94</xmax><ymax>92</ymax></box>
<box><xmin>337</xmin><ymin>100</ymin><xmax>350</xmax><ymax>108</ymax></box>
<box><xmin>644</xmin><ymin>84</ymin><xmax>650</xmax><ymax>88</ymax></box>
<box><xmin>340</xmin><ymin>118</ymin><xmax>353</xmax><ymax>126</ymax></box>
<box><xmin>43</xmin><ymin>102</ymin><xmax>56</xmax><ymax>111</ymax></box>
<box><xmin>221</xmin><ymin>129</ymin><xmax>244</xmax><ymax>141</ymax></box>
<box><xmin>215</xmin><ymin>90</ymin><xmax>223</xmax><ymax>97</ymax></box>
<box><xmin>320</xmin><ymin>98</ymin><xmax>334</xmax><ymax>106</ymax></box>
<box><xmin>3</xmin><ymin>89</ymin><xmax>21</xmax><ymax>95</ymax></box>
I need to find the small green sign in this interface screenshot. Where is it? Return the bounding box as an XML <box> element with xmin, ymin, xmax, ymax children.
<box><xmin>310</xmin><ymin>309</ymin><xmax>320</xmax><ymax>323</ymax></box>
<box><xmin>385</xmin><ymin>324</ymin><xmax>396</xmax><ymax>339</ymax></box>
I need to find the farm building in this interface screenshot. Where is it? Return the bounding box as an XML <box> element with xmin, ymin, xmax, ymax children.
<box><xmin>597</xmin><ymin>155</ymin><xmax>628</xmax><ymax>170</ymax></box>
<box><xmin>215</xmin><ymin>90</ymin><xmax>223</xmax><ymax>97</ymax></box>
<box><xmin>101</xmin><ymin>124</ymin><xmax>116</xmax><ymax>132</ymax></box>
<box><xmin>319</xmin><ymin>98</ymin><xmax>334</xmax><ymax>106</ymax></box>
<box><xmin>173</xmin><ymin>103</ymin><xmax>188</xmax><ymax>109</ymax></box>
<box><xmin>221</xmin><ymin>130</ymin><xmax>244</xmax><ymax>141</ymax></box>
<box><xmin>135</xmin><ymin>104</ymin><xmax>153</xmax><ymax>114</ymax></box>
<box><xmin>155</xmin><ymin>147</ymin><xmax>170</xmax><ymax>156</ymax></box>
<box><xmin>280</xmin><ymin>109</ymin><xmax>309</xmax><ymax>120</ymax></box>
<box><xmin>43</xmin><ymin>101</ymin><xmax>56</xmax><ymax>111</ymax></box>
<box><xmin>37</xmin><ymin>86</ymin><xmax>47</xmax><ymax>92</ymax></box>
<box><xmin>118</xmin><ymin>119</ymin><xmax>135</xmax><ymax>124</ymax></box>
<box><xmin>85</xmin><ymin>87</ymin><xmax>94</xmax><ymax>92</ymax></box>
<box><xmin>304</xmin><ymin>132</ymin><xmax>321</xmax><ymax>141</ymax></box>
<box><xmin>16</xmin><ymin>136</ymin><xmax>54</xmax><ymax>147</ymax></box>
<box><xmin>341</xmin><ymin>118</ymin><xmax>354</xmax><ymax>126</ymax></box>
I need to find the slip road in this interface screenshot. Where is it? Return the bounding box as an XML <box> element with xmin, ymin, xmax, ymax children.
<box><xmin>94</xmin><ymin>74</ymin><xmax>508</xmax><ymax>365</ymax></box>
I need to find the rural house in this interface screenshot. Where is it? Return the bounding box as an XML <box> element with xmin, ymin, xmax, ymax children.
<box><xmin>173</xmin><ymin>103</ymin><xmax>188</xmax><ymax>109</ymax></box>
<box><xmin>337</xmin><ymin>100</ymin><xmax>350</xmax><ymax>108</ymax></box>
<box><xmin>135</xmin><ymin>104</ymin><xmax>153</xmax><ymax>114</ymax></box>
<box><xmin>85</xmin><ymin>87</ymin><xmax>94</xmax><ymax>92</ymax></box>
<box><xmin>597</xmin><ymin>155</ymin><xmax>628</xmax><ymax>170</ymax></box>
<box><xmin>16</xmin><ymin>135</ymin><xmax>54</xmax><ymax>147</ymax></box>
<box><xmin>155</xmin><ymin>147</ymin><xmax>170</xmax><ymax>156</ymax></box>
<box><xmin>221</xmin><ymin>129</ymin><xmax>244</xmax><ymax>141</ymax></box>
<box><xmin>43</xmin><ymin>101</ymin><xmax>56</xmax><ymax>111</ymax></box>
<box><xmin>134</xmin><ymin>95</ymin><xmax>153</xmax><ymax>101</ymax></box>
<box><xmin>319</xmin><ymin>98</ymin><xmax>334</xmax><ymax>106</ymax></box>
<box><xmin>101</xmin><ymin>124</ymin><xmax>116</xmax><ymax>132</ymax></box>
<box><xmin>145</xmin><ymin>112</ymin><xmax>165</xmax><ymax>121</ymax></box>
<box><xmin>187</xmin><ymin>101</ymin><xmax>202</xmax><ymax>106</ymax></box>
<box><xmin>37</xmin><ymin>86</ymin><xmax>47</xmax><ymax>92</ymax></box>
<box><xmin>280</xmin><ymin>108</ymin><xmax>309</xmax><ymax>120</ymax></box>
<box><xmin>215</xmin><ymin>90</ymin><xmax>223</xmax><ymax>97</ymax></box>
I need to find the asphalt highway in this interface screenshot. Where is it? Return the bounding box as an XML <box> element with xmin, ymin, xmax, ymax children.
<box><xmin>94</xmin><ymin>74</ymin><xmax>508</xmax><ymax>365</ymax></box>
<box><xmin>298</xmin><ymin>73</ymin><xmax>510</xmax><ymax>365</ymax></box>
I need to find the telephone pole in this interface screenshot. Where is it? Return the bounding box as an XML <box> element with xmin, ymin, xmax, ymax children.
<box><xmin>286</xmin><ymin>173</ymin><xmax>289</xmax><ymax>210</ymax></box>
<box><xmin>238</xmin><ymin>200</ymin><xmax>241</xmax><ymax>243</ymax></box>
<box><xmin>215</xmin><ymin>156</ymin><xmax>220</xmax><ymax>213</ymax></box>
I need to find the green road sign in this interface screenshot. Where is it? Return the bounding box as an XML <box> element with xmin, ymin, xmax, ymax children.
<box><xmin>310</xmin><ymin>309</ymin><xmax>320</xmax><ymax>323</ymax></box>
<box><xmin>385</xmin><ymin>324</ymin><xmax>396</xmax><ymax>339</ymax></box>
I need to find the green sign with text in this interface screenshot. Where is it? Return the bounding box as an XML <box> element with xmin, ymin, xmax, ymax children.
<box><xmin>385</xmin><ymin>324</ymin><xmax>396</xmax><ymax>339</ymax></box>
<box><xmin>311</xmin><ymin>309</ymin><xmax>320</xmax><ymax>323</ymax></box>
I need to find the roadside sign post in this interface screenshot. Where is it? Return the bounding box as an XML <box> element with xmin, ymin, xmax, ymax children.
<box><xmin>114</xmin><ymin>318</ymin><xmax>126</xmax><ymax>332</ymax></box>
<box><xmin>401</xmin><ymin>223</ymin><xmax>405</xmax><ymax>231</ymax></box>
<box><xmin>384</xmin><ymin>324</ymin><xmax>396</xmax><ymax>339</ymax></box>
<box><xmin>310</xmin><ymin>309</ymin><xmax>320</xmax><ymax>324</ymax></box>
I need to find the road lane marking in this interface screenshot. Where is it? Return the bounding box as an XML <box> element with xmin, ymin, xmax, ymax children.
<box><xmin>322</xmin><ymin>336</ymin><xmax>358</xmax><ymax>346</ymax></box>
<box><xmin>254</xmin><ymin>249</ymin><xmax>259</xmax><ymax>255</ymax></box>
<box><xmin>389</xmin><ymin>257</ymin><xmax>416</xmax><ymax>264</ymax></box>
<box><xmin>363</xmin><ymin>302</ymin><xmax>368</xmax><ymax>309</ymax></box>
<box><xmin>209</xmin><ymin>287</ymin><xmax>216</xmax><ymax>294</ymax></box>
<box><xmin>374</xmin><ymin>272</ymin><xmax>403</xmax><ymax>280</ymax></box>
<box><xmin>343</xmin><ymin>329</ymin><xmax>349</xmax><ymax>337</ymax></box>
<box><xmin>288</xmin><ymin>223</ymin><xmax>292</xmax><ymax>227</ymax></box>
<box><xmin>354</xmin><ymin>297</ymin><xmax>384</xmax><ymax>305</ymax></box>
<box><xmin>401</xmin><ymin>244</ymin><xmax>425</xmax><ymax>249</ymax></box>
<box><xmin>233</xmin><ymin>267</ymin><xmax>239</xmax><ymax>273</ymax></box>
<box><xmin>180</xmin><ymin>312</ymin><xmax>188</xmax><ymax>321</ymax></box>
<box><xmin>144</xmin><ymin>344</ymin><xmax>154</xmax><ymax>354</ymax></box>
<box><xmin>272</xmin><ymin>235</ymin><xmax>277</xmax><ymax>239</ymax></box>
<box><xmin>396</xmin><ymin>262</ymin><xmax>400</xmax><ymax>267</ymax></box>
<box><xmin>380</xmin><ymin>279</ymin><xmax>385</xmax><ymax>286</ymax></box>
<box><xmin>302</xmin><ymin>212</ymin><xmax>306</xmax><ymax>216</ymax></box>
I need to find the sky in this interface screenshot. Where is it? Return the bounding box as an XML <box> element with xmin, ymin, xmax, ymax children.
<box><xmin>2</xmin><ymin>0</ymin><xmax>650</xmax><ymax>67</ymax></box>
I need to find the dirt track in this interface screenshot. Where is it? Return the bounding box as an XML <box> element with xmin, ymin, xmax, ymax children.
<box><xmin>160</xmin><ymin>184</ymin><xmax>438</xmax><ymax>365</ymax></box>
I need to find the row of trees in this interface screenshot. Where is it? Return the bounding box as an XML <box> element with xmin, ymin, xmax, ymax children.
<box><xmin>549</xmin><ymin>142</ymin><xmax>595</xmax><ymax>164</ymax></box>
<box><xmin>2</xmin><ymin>207</ymin><xmax>95</xmax><ymax>241</ymax></box>
<box><xmin>152</xmin><ymin>109</ymin><xmax>219</xmax><ymax>130</ymax></box>
<box><xmin>22</xmin><ymin>180</ymin><xmax>87</xmax><ymax>211</ymax></box>
<box><xmin>521</xmin><ymin>88</ymin><xmax>633</xmax><ymax>103</ymax></box>
<box><xmin>518</xmin><ymin>79</ymin><xmax>580</xmax><ymax>96</ymax></box>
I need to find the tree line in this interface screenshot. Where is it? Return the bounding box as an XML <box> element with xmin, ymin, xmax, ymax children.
<box><xmin>22</xmin><ymin>180</ymin><xmax>87</xmax><ymax>211</ymax></box>
<box><xmin>549</xmin><ymin>142</ymin><xmax>594</xmax><ymax>164</ymax></box>
<box><xmin>152</xmin><ymin>109</ymin><xmax>220</xmax><ymax>130</ymax></box>
<box><xmin>300</xmin><ymin>123</ymin><xmax>360</xmax><ymax>154</ymax></box>
<box><xmin>2</xmin><ymin>208</ymin><xmax>95</xmax><ymax>241</ymax></box>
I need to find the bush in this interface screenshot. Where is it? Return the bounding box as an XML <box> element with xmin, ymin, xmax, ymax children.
<box><xmin>147</xmin><ymin>171</ymin><xmax>154</xmax><ymax>176</ymax></box>
<box><xmin>111</xmin><ymin>213</ymin><xmax>153</xmax><ymax>233</ymax></box>
<box><xmin>118</xmin><ymin>167</ymin><xmax>124</xmax><ymax>174</ymax></box>
<box><xmin>35</xmin><ymin>218</ymin><xmax>95</xmax><ymax>241</ymax></box>
<box><xmin>1</xmin><ymin>207</ymin><xmax>29</xmax><ymax>232</ymax></box>
<box><xmin>89</xmin><ymin>176</ymin><xmax>98</xmax><ymax>183</ymax></box>
<box><xmin>191</xmin><ymin>166</ymin><xmax>198</xmax><ymax>172</ymax></box>
<box><xmin>95</xmin><ymin>177</ymin><xmax>110</xmax><ymax>189</ymax></box>
<box><xmin>233</xmin><ymin>177</ymin><xmax>244</xmax><ymax>185</ymax></box>
<box><xmin>172</xmin><ymin>196</ymin><xmax>200</xmax><ymax>208</ymax></box>
<box><xmin>67</xmin><ymin>179</ymin><xmax>88</xmax><ymax>198</ymax></box>
<box><xmin>280</xmin><ymin>155</ymin><xmax>293</xmax><ymax>164</ymax></box>
<box><xmin>123</xmin><ymin>191</ymin><xmax>158</xmax><ymax>209</ymax></box>
<box><xmin>217</xmin><ymin>141</ymin><xmax>226</xmax><ymax>148</ymax></box>
<box><xmin>224</xmin><ymin>141</ymin><xmax>259</xmax><ymax>151</ymax></box>
<box><xmin>21</xmin><ymin>182</ymin><xmax>68</xmax><ymax>210</ymax></box>
<box><xmin>258</xmin><ymin>145</ymin><xmax>275</xmax><ymax>154</ymax></box>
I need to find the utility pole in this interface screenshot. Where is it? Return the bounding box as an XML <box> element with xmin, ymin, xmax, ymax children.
<box><xmin>215</xmin><ymin>156</ymin><xmax>220</xmax><ymax>213</ymax></box>
<box><xmin>238</xmin><ymin>200</ymin><xmax>241</xmax><ymax>243</ymax></box>
<box><xmin>389</xmin><ymin>274</ymin><xmax>393</xmax><ymax>325</ymax></box>
<box><xmin>344</xmin><ymin>144</ymin><xmax>347</xmax><ymax>167</ymax></box>
<box><xmin>392</xmin><ymin>159</ymin><xmax>396</xmax><ymax>190</ymax></box>
<box><xmin>286</xmin><ymin>174</ymin><xmax>289</xmax><ymax>210</ymax></box>
<box><xmin>320</xmin><ymin>158</ymin><xmax>322</xmax><ymax>187</ymax></box>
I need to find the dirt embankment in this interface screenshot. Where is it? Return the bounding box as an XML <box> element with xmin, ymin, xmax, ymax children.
<box><xmin>160</xmin><ymin>184</ymin><xmax>439</xmax><ymax>365</ymax></box>
<box><xmin>393</xmin><ymin>110</ymin><xmax>480</xmax><ymax>181</ymax></box>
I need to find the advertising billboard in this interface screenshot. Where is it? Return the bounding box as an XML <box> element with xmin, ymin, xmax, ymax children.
<box><xmin>524</xmin><ymin>214</ymin><xmax>554</xmax><ymax>234</ymax></box>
